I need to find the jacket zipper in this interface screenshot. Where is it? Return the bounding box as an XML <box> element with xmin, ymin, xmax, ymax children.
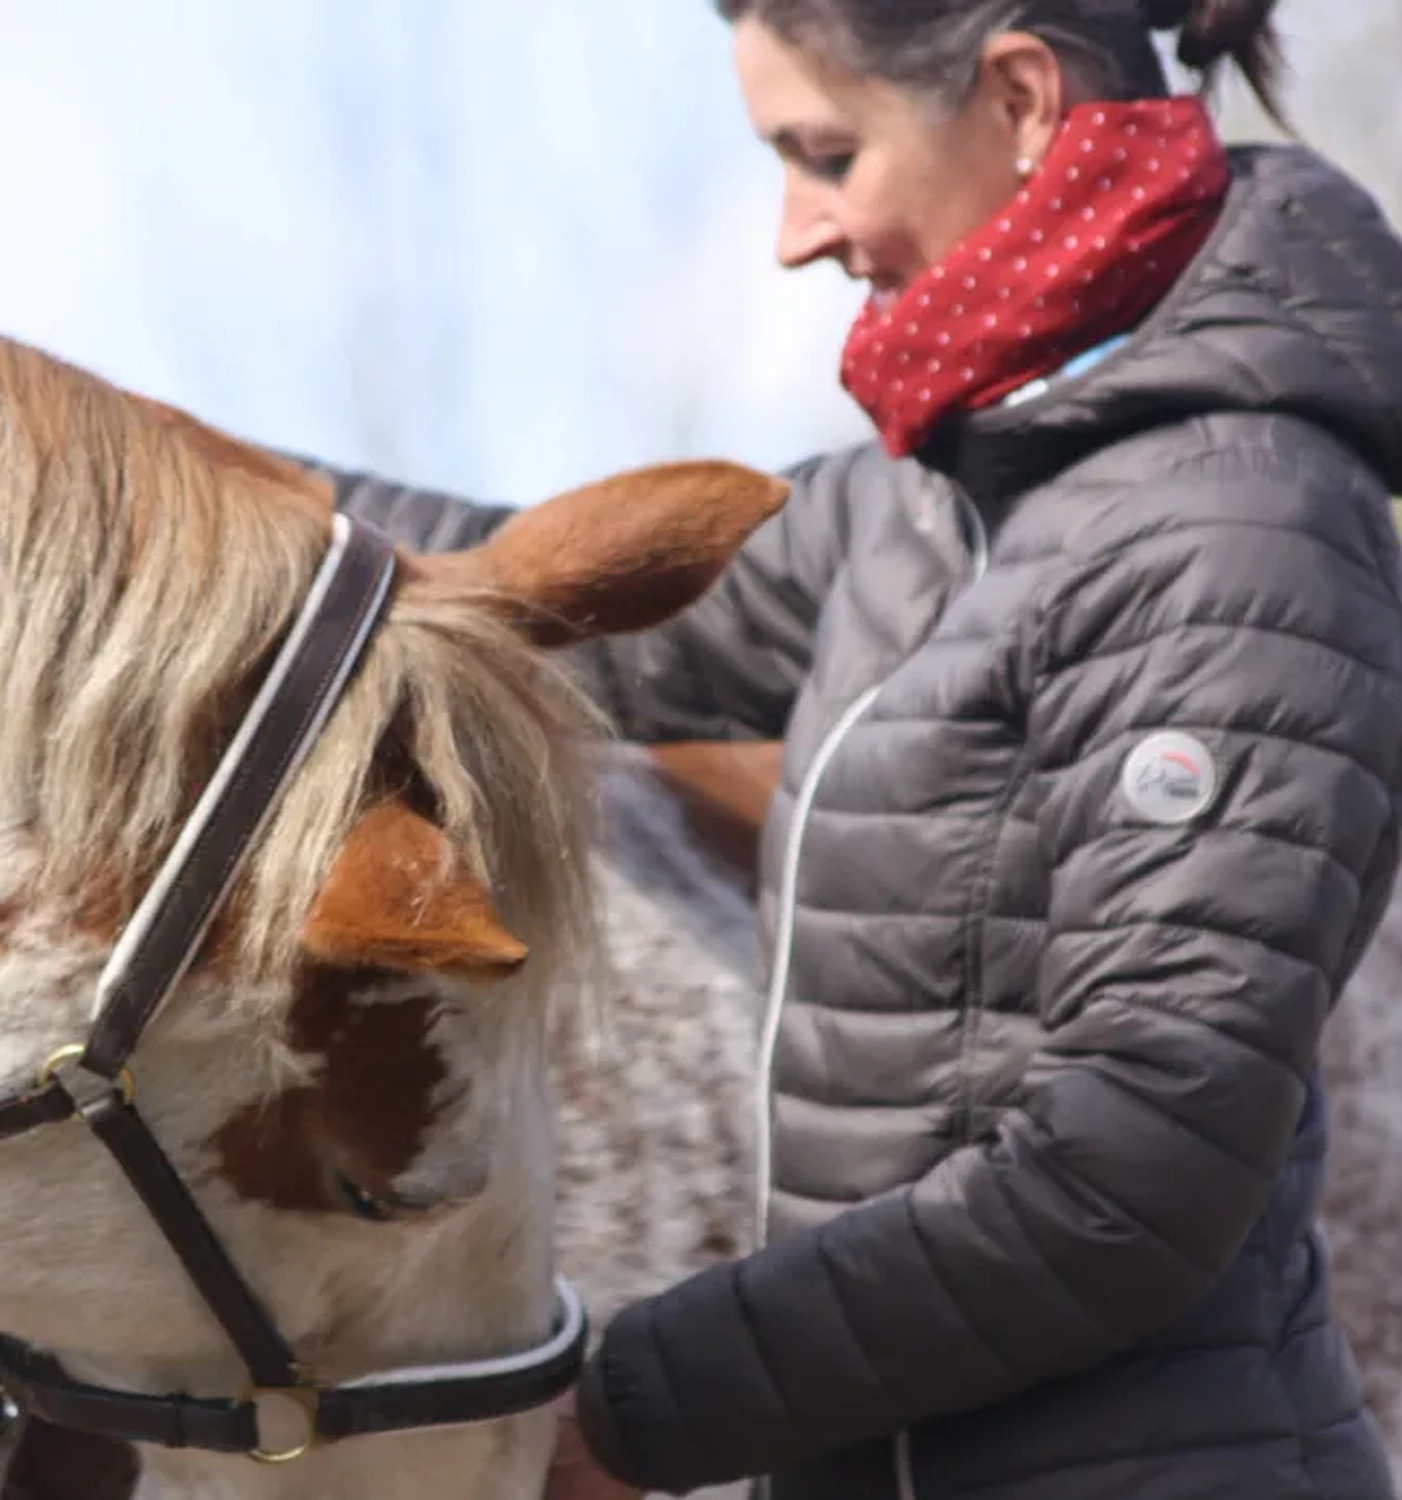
<box><xmin>956</xmin><ymin>483</ymin><xmax>990</xmax><ymax>580</ymax></box>
<box><xmin>753</xmin><ymin>478</ymin><xmax>989</xmax><ymax>1498</ymax></box>
<box><xmin>756</xmin><ymin>479</ymin><xmax>989</xmax><ymax>1247</ymax></box>
<box><xmin>892</xmin><ymin>482</ymin><xmax>987</xmax><ymax>1500</ymax></box>
<box><xmin>894</xmin><ymin>1431</ymin><xmax>918</xmax><ymax>1500</ymax></box>
<box><xmin>753</xmin><ymin>679</ymin><xmax>883</xmax><ymax>1246</ymax></box>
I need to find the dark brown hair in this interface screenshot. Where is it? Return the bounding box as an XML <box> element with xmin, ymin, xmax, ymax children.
<box><xmin>714</xmin><ymin>0</ymin><xmax>1286</xmax><ymax>127</ymax></box>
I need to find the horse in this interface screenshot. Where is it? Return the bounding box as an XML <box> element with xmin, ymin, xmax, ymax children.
<box><xmin>1319</xmin><ymin>887</ymin><xmax>1402</xmax><ymax>1473</ymax></box>
<box><xmin>0</xmin><ymin>332</ymin><xmax>786</xmax><ymax>1500</ymax></box>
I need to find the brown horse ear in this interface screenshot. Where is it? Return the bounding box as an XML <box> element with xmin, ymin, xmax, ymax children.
<box><xmin>300</xmin><ymin>801</ymin><xmax>528</xmax><ymax>980</ymax></box>
<box><xmin>413</xmin><ymin>460</ymin><xmax>789</xmax><ymax>646</ymax></box>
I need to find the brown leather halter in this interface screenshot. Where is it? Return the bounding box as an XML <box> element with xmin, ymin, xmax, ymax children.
<box><xmin>0</xmin><ymin>515</ymin><xmax>586</xmax><ymax>1463</ymax></box>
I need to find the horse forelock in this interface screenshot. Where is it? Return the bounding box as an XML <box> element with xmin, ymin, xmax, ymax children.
<box><xmin>0</xmin><ymin>335</ymin><xmax>601</xmax><ymax>1028</ymax></box>
<box><xmin>0</xmin><ymin>338</ymin><xmax>328</xmax><ymax>903</ymax></box>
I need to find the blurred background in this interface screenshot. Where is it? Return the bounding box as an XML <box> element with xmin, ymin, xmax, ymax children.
<box><xmin>0</xmin><ymin>0</ymin><xmax>1395</xmax><ymax>505</ymax></box>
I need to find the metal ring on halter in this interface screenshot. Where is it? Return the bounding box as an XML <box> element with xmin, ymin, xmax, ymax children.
<box><xmin>243</xmin><ymin>1380</ymin><xmax>320</xmax><ymax>1465</ymax></box>
<box><xmin>36</xmin><ymin>1045</ymin><xmax>136</xmax><ymax>1107</ymax></box>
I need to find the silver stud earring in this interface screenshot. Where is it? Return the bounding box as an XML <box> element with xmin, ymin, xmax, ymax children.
<box><xmin>1016</xmin><ymin>155</ymin><xmax>1035</xmax><ymax>179</ymax></box>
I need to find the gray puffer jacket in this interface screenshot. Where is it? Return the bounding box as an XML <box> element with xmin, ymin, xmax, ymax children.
<box><xmin>337</xmin><ymin>144</ymin><xmax>1402</xmax><ymax>1500</ymax></box>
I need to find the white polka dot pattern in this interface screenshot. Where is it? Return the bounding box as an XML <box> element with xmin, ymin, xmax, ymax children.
<box><xmin>841</xmin><ymin>97</ymin><xmax>1230</xmax><ymax>457</ymax></box>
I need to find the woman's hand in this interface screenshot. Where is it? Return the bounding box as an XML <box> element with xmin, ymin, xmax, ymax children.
<box><xmin>545</xmin><ymin>1397</ymin><xmax>647</xmax><ymax>1500</ymax></box>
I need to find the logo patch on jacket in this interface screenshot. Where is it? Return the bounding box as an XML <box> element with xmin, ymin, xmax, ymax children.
<box><xmin>1119</xmin><ymin>731</ymin><xmax>1218</xmax><ymax>824</ymax></box>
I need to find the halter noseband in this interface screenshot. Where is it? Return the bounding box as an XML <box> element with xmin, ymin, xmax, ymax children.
<box><xmin>0</xmin><ymin>514</ymin><xmax>587</xmax><ymax>1463</ymax></box>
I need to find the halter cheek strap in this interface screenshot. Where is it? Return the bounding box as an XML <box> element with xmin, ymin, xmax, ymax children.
<box><xmin>84</xmin><ymin>511</ymin><xmax>397</xmax><ymax>1081</ymax></box>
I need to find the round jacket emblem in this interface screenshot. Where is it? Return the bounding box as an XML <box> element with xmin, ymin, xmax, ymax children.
<box><xmin>1119</xmin><ymin>731</ymin><xmax>1218</xmax><ymax>824</ymax></box>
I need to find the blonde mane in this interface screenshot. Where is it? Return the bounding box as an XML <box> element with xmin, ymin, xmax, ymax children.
<box><xmin>0</xmin><ymin>336</ymin><xmax>599</xmax><ymax>1016</ymax></box>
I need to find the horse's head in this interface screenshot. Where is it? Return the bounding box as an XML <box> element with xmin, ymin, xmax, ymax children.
<box><xmin>0</xmin><ymin>337</ymin><xmax>785</xmax><ymax>1428</ymax></box>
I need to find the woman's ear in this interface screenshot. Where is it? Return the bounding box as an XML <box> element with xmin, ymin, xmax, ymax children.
<box><xmin>979</xmin><ymin>31</ymin><xmax>1067</xmax><ymax>171</ymax></box>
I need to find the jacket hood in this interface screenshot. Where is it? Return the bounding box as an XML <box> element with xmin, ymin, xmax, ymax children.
<box><xmin>939</xmin><ymin>145</ymin><xmax>1402</xmax><ymax>504</ymax></box>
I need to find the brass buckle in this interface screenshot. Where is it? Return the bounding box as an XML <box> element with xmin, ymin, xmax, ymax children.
<box><xmin>36</xmin><ymin>1045</ymin><xmax>136</xmax><ymax>1108</ymax></box>
<box><xmin>243</xmin><ymin>1380</ymin><xmax>320</xmax><ymax>1465</ymax></box>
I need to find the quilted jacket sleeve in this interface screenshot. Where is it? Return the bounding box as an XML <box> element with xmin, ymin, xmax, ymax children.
<box><xmin>572</xmin><ymin>458</ymin><xmax>1402</xmax><ymax>1493</ymax></box>
<box><xmin>329</xmin><ymin>464</ymin><xmax>519</xmax><ymax>551</ymax></box>
<box><xmin>327</xmin><ymin>448</ymin><xmax>867</xmax><ymax>742</ymax></box>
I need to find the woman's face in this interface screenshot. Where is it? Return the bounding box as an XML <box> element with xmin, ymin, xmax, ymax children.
<box><xmin>733</xmin><ymin>18</ymin><xmax>1064</xmax><ymax>307</ymax></box>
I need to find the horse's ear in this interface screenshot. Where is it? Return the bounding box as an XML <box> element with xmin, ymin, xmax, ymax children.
<box><xmin>300</xmin><ymin>801</ymin><xmax>528</xmax><ymax>980</ymax></box>
<box><xmin>413</xmin><ymin>461</ymin><xmax>789</xmax><ymax>646</ymax></box>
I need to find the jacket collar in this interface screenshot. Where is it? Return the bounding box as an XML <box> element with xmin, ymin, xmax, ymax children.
<box><xmin>915</xmin><ymin>146</ymin><xmax>1402</xmax><ymax>516</ymax></box>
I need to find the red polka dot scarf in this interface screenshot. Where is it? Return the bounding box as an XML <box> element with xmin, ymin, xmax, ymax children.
<box><xmin>840</xmin><ymin>96</ymin><xmax>1230</xmax><ymax>458</ymax></box>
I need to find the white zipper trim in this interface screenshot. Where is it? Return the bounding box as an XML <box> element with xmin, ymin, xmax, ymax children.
<box><xmin>754</xmin><ymin>479</ymin><xmax>990</xmax><ymax>1500</ymax></box>
<box><xmin>954</xmin><ymin>483</ymin><xmax>990</xmax><ymax>580</ymax></box>
<box><xmin>894</xmin><ymin>1429</ymin><xmax>918</xmax><ymax>1500</ymax></box>
<box><xmin>889</xmin><ymin>482</ymin><xmax>988</xmax><ymax>1500</ymax></box>
<box><xmin>754</xmin><ymin>681</ymin><xmax>883</xmax><ymax>1245</ymax></box>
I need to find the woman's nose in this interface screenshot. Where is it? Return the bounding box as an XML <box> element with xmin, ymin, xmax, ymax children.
<box><xmin>775</xmin><ymin>181</ymin><xmax>843</xmax><ymax>270</ymax></box>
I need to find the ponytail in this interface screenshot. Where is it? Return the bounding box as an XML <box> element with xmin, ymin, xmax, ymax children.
<box><xmin>1165</xmin><ymin>0</ymin><xmax>1287</xmax><ymax>126</ymax></box>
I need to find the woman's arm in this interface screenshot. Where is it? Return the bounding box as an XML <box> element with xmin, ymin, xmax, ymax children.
<box><xmin>570</xmin><ymin>450</ymin><xmax>1402</xmax><ymax>1493</ymax></box>
<box><xmin>317</xmin><ymin>461</ymin><xmax>519</xmax><ymax>550</ymax></box>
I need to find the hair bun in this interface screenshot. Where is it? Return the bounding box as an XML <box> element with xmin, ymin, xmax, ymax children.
<box><xmin>1142</xmin><ymin>0</ymin><xmax>1192</xmax><ymax>29</ymax></box>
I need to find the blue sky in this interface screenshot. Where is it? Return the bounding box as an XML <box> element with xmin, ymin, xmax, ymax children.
<box><xmin>0</xmin><ymin>2</ymin><xmax>1391</xmax><ymax>505</ymax></box>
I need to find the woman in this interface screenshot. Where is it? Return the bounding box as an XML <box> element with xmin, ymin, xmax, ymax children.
<box><xmin>340</xmin><ymin>1</ymin><xmax>1402</xmax><ymax>1495</ymax></box>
